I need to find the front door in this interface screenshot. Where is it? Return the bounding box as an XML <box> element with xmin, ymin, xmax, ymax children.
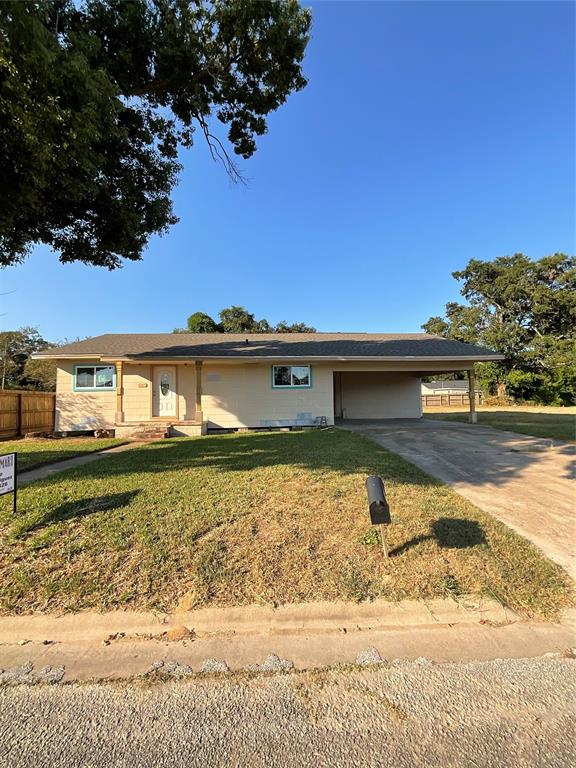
<box><xmin>153</xmin><ymin>366</ymin><xmax>177</xmax><ymax>417</ymax></box>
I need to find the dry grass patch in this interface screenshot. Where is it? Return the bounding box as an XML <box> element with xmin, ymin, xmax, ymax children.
<box><xmin>0</xmin><ymin>429</ymin><xmax>572</xmax><ymax>619</ymax></box>
<box><xmin>0</xmin><ymin>437</ymin><xmax>125</xmax><ymax>472</ymax></box>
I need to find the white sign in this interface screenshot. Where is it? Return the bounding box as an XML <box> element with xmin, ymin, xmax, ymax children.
<box><xmin>0</xmin><ymin>452</ymin><xmax>16</xmax><ymax>496</ymax></box>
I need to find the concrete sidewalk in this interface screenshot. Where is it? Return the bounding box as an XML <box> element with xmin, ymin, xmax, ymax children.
<box><xmin>343</xmin><ymin>419</ymin><xmax>575</xmax><ymax>578</ymax></box>
<box><xmin>18</xmin><ymin>442</ymin><xmax>141</xmax><ymax>486</ymax></box>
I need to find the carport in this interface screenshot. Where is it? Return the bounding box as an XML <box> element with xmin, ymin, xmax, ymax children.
<box><xmin>334</xmin><ymin>371</ymin><xmax>423</xmax><ymax>420</ymax></box>
<box><xmin>333</xmin><ymin>364</ymin><xmax>486</xmax><ymax>424</ymax></box>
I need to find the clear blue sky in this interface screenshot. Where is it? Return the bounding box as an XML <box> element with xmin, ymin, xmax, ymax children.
<box><xmin>1</xmin><ymin>0</ymin><xmax>574</xmax><ymax>341</ymax></box>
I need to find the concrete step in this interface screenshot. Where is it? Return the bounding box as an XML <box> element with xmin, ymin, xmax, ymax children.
<box><xmin>129</xmin><ymin>429</ymin><xmax>169</xmax><ymax>440</ymax></box>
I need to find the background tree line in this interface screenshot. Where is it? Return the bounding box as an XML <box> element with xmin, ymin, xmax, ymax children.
<box><xmin>174</xmin><ymin>306</ymin><xmax>316</xmax><ymax>334</ymax></box>
<box><xmin>423</xmin><ymin>253</ymin><xmax>575</xmax><ymax>406</ymax></box>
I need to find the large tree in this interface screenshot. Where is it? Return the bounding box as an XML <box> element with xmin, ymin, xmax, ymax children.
<box><xmin>0</xmin><ymin>327</ymin><xmax>55</xmax><ymax>390</ymax></box>
<box><xmin>422</xmin><ymin>253</ymin><xmax>576</xmax><ymax>405</ymax></box>
<box><xmin>0</xmin><ymin>0</ymin><xmax>311</xmax><ymax>268</ymax></box>
<box><xmin>173</xmin><ymin>305</ymin><xmax>316</xmax><ymax>333</ymax></box>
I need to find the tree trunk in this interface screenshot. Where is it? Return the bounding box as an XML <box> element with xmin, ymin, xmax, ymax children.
<box><xmin>496</xmin><ymin>381</ymin><xmax>507</xmax><ymax>402</ymax></box>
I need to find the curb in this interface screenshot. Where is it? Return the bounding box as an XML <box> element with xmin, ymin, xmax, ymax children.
<box><xmin>1</xmin><ymin>599</ymin><xmax>574</xmax><ymax>683</ymax></box>
<box><xmin>0</xmin><ymin>596</ymin><xmax>516</xmax><ymax>645</ymax></box>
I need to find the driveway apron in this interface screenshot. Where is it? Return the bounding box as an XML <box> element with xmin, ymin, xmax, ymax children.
<box><xmin>342</xmin><ymin>419</ymin><xmax>575</xmax><ymax>579</ymax></box>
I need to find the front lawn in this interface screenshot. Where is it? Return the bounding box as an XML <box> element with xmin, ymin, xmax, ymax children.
<box><xmin>0</xmin><ymin>437</ymin><xmax>126</xmax><ymax>472</ymax></box>
<box><xmin>0</xmin><ymin>430</ymin><xmax>572</xmax><ymax>618</ymax></box>
<box><xmin>424</xmin><ymin>407</ymin><xmax>575</xmax><ymax>442</ymax></box>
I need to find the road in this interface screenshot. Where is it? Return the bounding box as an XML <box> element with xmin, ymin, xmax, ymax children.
<box><xmin>343</xmin><ymin>419</ymin><xmax>575</xmax><ymax>577</ymax></box>
<box><xmin>0</xmin><ymin>656</ymin><xmax>574</xmax><ymax>767</ymax></box>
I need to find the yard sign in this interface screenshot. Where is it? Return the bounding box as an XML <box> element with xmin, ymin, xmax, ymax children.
<box><xmin>0</xmin><ymin>452</ymin><xmax>17</xmax><ymax>514</ymax></box>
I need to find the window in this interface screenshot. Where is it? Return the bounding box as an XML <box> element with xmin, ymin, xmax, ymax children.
<box><xmin>74</xmin><ymin>365</ymin><xmax>116</xmax><ymax>390</ymax></box>
<box><xmin>272</xmin><ymin>365</ymin><xmax>311</xmax><ymax>388</ymax></box>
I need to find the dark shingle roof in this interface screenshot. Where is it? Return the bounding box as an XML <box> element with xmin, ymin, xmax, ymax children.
<box><xmin>36</xmin><ymin>333</ymin><xmax>503</xmax><ymax>360</ymax></box>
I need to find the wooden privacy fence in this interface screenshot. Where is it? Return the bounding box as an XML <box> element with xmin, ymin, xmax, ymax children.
<box><xmin>422</xmin><ymin>393</ymin><xmax>483</xmax><ymax>408</ymax></box>
<box><xmin>0</xmin><ymin>390</ymin><xmax>56</xmax><ymax>438</ymax></box>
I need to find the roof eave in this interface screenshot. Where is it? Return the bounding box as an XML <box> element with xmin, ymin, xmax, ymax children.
<box><xmin>33</xmin><ymin>352</ymin><xmax>505</xmax><ymax>363</ymax></box>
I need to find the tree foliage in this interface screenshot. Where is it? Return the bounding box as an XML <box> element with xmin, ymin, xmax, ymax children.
<box><xmin>0</xmin><ymin>326</ymin><xmax>56</xmax><ymax>390</ymax></box>
<box><xmin>173</xmin><ymin>305</ymin><xmax>316</xmax><ymax>333</ymax></box>
<box><xmin>422</xmin><ymin>253</ymin><xmax>576</xmax><ymax>405</ymax></box>
<box><xmin>182</xmin><ymin>311</ymin><xmax>221</xmax><ymax>333</ymax></box>
<box><xmin>0</xmin><ymin>0</ymin><xmax>311</xmax><ymax>268</ymax></box>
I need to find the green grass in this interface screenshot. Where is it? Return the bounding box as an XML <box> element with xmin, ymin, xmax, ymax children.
<box><xmin>424</xmin><ymin>409</ymin><xmax>575</xmax><ymax>442</ymax></box>
<box><xmin>0</xmin><ymin>429</ymin><xmax>572</xmax><ymax>619</ymax></box>
<box><xmin>0</xmin><ymin>437</ymin><xmax>126</xmax><ymax>472</ymax></box>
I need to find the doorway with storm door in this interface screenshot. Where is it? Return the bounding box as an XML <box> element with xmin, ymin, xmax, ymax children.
<box><xmin>152</xmin><ymin>366</ymin><xmax>178</xmax><ymax>418</ymax></box>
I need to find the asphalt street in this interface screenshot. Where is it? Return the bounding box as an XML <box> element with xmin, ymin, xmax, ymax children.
<box><xmin>0</xmin><ymin>656</ymin><xmax>574</xmax><ymax>768</ymax></box>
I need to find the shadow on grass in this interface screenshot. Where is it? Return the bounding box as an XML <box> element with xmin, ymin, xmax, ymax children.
<box><xmin>26</xmin><ymin>490</ymin><xmax>139</xmax><ymax>532</ymax></box>
<box><xmin>38</xmin><ymin>430</ymin><xmax>436</xmax><ymax>487</ymax></box>
<box><xmin>19</xmin><ymin>425</ymin><xmax>572</xmax><ymax>493</ymax></box>
<box><xmin>389</xmin><ymin>518</ymin><xmax>486</xmax><ymax>557</ymax></box>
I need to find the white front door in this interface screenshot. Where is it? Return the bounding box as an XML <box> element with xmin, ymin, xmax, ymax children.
<box><xmin>153</xmin><ymin>366</ymin><xmax>177</xmax><ymax>417</ymax></box>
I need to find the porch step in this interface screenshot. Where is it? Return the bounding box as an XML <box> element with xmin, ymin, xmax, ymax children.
<box><xmin>127</xmin><ymin>427</ymin><xmax>170</xmax><ymax>441</ymax></box>
<box><xmin>115</xmin><ymin>421</ymin><xmax>205</xmax><ymax>440</ymax></box>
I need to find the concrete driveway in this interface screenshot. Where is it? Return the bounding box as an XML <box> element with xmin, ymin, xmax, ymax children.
<box><xmin>343</xmin><ymin>419</ymin><xmax>575</xmax><ymax>579</ymax></box>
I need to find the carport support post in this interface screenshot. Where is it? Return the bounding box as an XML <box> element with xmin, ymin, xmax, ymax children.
<box><xmin>195</xmin><ymin>361</ymin><xmax>203</xmax><ymax>423</ymax></box>
<box><xmin>468</xmin><ymin>368</ymin><xmax>477</xmax><ymax>424</ymax></box>
<box><xmin>115</xmin><ymin>361</ymin><xmax>124</xmax><ymax>424</ymax></box>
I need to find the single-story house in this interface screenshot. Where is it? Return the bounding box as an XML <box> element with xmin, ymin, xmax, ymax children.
<box><xmin>421</xmin><ymin>380</ymin><xmax>471</xmax><ymax>396</ymax></box>
<box><xmin>34</xmin><ymin>333</ymin><xmax>503</xmax><ymax>437</ymax></box>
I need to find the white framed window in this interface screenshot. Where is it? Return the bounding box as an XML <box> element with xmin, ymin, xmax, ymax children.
<box><xmin>74</xmin><ymin>365</ymin><xmax>116</xmax><ymax>391</ymax></box>
<box><xmin>272</xmin><ymin>365</ymin><xmax>312</xmax><ymax>388</ymax></box>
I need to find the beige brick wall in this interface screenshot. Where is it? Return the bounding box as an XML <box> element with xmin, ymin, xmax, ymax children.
<box><xmin>122</xmin><ymin>364</ymin><xmax>152</xmax><ymax>422</ymax></box>
<box><xmin>201</xmin><ymin>363</ymin><xmax>334</xmax><ymax>428</ymax></box>
<box><xmin>177</xmin><ymin>364</ymin><xmax>196</xmax><ymax>420</ymax></box>
<box><xmin>55</xmin><ymin>362</ymin><xmax>117</xmax><ymax>431</ymax></box>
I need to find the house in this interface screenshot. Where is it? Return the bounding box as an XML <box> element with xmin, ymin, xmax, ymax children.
<box><xmin>34</xmin><ymin>333</ymin><xmax>503</xmax><ymax>437</ymax></box>
<box><xmin>421</xmin><ymin>378</ymin><xmax>485</xmax><ymax>406</ymax></box>
<box><xmin>421</xmin><ymin>380</ymin><xmax>471</xmax><ymax>395</ymax></box>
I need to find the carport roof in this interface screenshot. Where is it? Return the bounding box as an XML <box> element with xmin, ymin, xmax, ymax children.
<box><xmin>35</xmin><ymin>333</ymin><xmax>504</xmax><ymax>362</ymax></box>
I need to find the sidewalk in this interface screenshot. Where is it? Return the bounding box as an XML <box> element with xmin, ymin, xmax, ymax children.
<box><xmin>18</xmin><ymin>442</ymin><xmax>141</xmax><ymax>486</ymax></box>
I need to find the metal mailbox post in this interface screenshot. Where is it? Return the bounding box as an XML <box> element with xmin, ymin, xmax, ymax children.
<box><xmin>365</xmin><ymin>475</ymin><xmax>391</xmax><ymax>557</ymax></box>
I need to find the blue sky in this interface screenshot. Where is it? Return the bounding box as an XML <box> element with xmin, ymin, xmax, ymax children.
<box><xmin>1</xmin><ymin>0</ymin><xmax>574</xmax><ymax>341</ymax></box>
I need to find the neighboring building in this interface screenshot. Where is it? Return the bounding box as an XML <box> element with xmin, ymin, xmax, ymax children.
<box><xmin>421</xmin><ymin>380</ymin><xmax>471</xmax><ymax>396</ymax></box>
<box><xmin>34</xmin><ymin>333</ymin><xmax>502</xmax><ymax>437</ymax></box>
